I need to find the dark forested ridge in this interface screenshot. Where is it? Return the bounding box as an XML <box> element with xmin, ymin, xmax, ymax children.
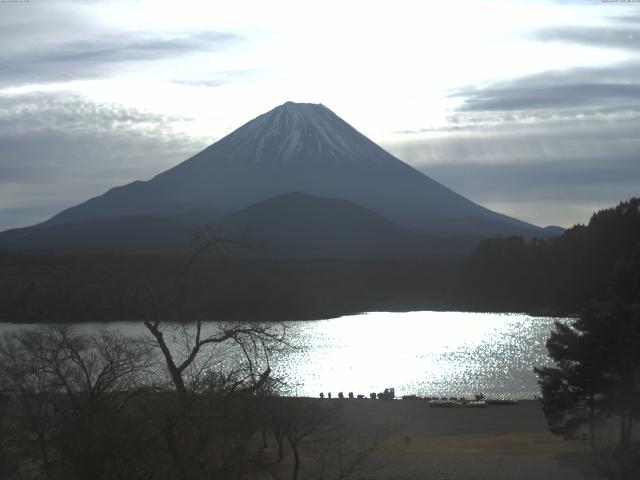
<box><xmin>459</xmin><ymin>197</ymin><xmax>640</xmax><ymax>314</ymax></box>
<box><xmin>1</xmin><ymin>198</ymin><xmax>638</xmax><ymax>322</ymax></box>
<box><xmin>0</xmin><ymin>254</ymin><xmax>457</xmax><ymax>322</ymax></box>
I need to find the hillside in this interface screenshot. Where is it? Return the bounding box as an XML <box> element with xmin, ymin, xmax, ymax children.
<box><xmin>215</xmin><ymin>192</ymin><xmax>472</xmax><ymax>259</ymax></box>
<box><xmin>459</xmin><ymin>197</ymin><xmax>640</xmax><ymax>313</ymax></box>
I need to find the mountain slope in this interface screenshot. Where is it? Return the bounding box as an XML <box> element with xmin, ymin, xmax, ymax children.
<box><xmin>0</xmin><ymin>193</ymin><xmax>468</xmax><ymax>258</ymax></box>
<box><xmin>215</xmin><ymin>192</ymin><xmax>458</xmax><ymax>258</ymax></box>
<box><xmin>42</xmin><ymin>102</ymin><xmax>546</xmax><ymax>239</ymax></box>
<box><xmin>0</xmin><ymin>215</ymin><xmax>193</xmax><ymax>254</ymax></box>
<box><xmin>0</xmin><ymin>206</ymin><xmax>221</xmax><ymax>254</ymax></box>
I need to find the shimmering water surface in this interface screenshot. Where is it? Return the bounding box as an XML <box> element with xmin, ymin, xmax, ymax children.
<box><xmin>276</xmin><ymin>311</ymin><xmax>564</xmax><ymax>399</ymax></box>
<box><xmin>0</xmin><ymin>311</ymin><xmax>566</xmax><ymax>399</ymax></box>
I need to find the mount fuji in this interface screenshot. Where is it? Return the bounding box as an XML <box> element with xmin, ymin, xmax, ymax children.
<box><xmin>0</xmin><ymin>102</ymin><xmax>549</xmax><ymax>257</ymax></box>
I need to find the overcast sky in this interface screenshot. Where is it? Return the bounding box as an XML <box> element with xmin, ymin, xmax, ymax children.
<box><xmin>1</xmin><ymin>0</ymin><xmax>638</xmax><ymax>230</ymax></box>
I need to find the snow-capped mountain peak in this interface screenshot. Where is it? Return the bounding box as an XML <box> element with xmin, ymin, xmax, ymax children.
<box><xmin>219</xmin><ymin>101</ymin><xmax>388</xmax><ymax>167</ymax></box>
<box><xmin>42</xmin><ymin>101</ymin><xmax>546</xmax><ymax>241</ymax></box>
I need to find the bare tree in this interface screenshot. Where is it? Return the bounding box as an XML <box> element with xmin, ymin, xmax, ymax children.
<box><xmin>261</xmin><ymin>398</ymin><xmax>387</xmax><ymax>480</ymax></box>
<box><xmin>143</xmin><ymin>320</ymin><xmax>286</xmax><ymax>398</ymax></box>
<box><xmin>281</xmin><ymin>399</ymin><xmax>332</xmax><ymax>480</ymax></box>
<box><xmin>0</xmin><ymin>386</ymin><xmax>10</xmax><ymax>478</ymax></box>
<box><xmin>137</xmin><ymin>319</ymin><xmax>290</xmax><ymax>480</ymax></box>
<box><xmin>119</xmin><ymin>228</ymin><xmax>294</xmax><ymax>480</ymax></box>
<box><xmin>311</xmin><ymin>428</ymin><xmax>386</xmax><ymax>480</ymax></box>
<box><xmin>0</xmin><ymin>326</ymin><xmax>154</xmax><ymax>480</ymax></box>
<box><xmin>141</xmin><ymin>226</ymin><xmax>287</xmax><ymax>397</ymax></box>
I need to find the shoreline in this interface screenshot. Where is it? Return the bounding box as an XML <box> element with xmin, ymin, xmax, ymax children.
<box><xmin>0</xmin><ymin>307</ymin><xmax>575</xmax><ymax>324</ymax></box>
<box><xmin>0</xmin><ymin>312</ymin><xmax>579</xmax><ymax>324</ymax></box>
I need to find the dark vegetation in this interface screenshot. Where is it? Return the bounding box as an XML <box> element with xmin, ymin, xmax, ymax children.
<box><xmin>532</xmin><ymin>199</ymin><xmax>640</xmax><ymax>479</ymax></box>
<box><xmin>0</xmin><ymin>323</ymin><xmax>385</xmax><ymax>480</ymax></box>
<box><xmin>459</xmin><ymin>197</ymin><xmax>640</xmax><ymax>314</ymax></box>
<box><xmin>1</xmin><ymin>197</ymin><xmax>639</xmax><ymax>322</ymax></box>
<box><xmin>535</xmin><ymin>301</ymin><xmax>640</xmax><ymax>479</ymax></box>
<box><xmin>0</xmin><ymin>255</ymin><xmax>456</xmax><ymax>322</ymax></box>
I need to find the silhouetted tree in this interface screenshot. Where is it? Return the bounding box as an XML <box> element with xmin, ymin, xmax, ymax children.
<box><xmin>0</xmin><ymin>326</ymin><xmax>154</xmax><ymax>480</ymax></box>
<box><xmin>536</xmin><ymin>300</ymin><xmax>640</xmax><ymax>448</ymax></box>
<box><xmin>535</xmin><ymin>317</ymin><xmax>605</xmax><ymax>446</ymax></box>
<box><xmin>461</xmin><ymin>197</ymin><xmax>640</xmax><ymax>314</ymax></box>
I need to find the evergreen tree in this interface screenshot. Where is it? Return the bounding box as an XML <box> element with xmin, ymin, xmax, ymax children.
<box><xmin>536</xmin><ymin>300</ymin><xmax>640</xmax><ymax>448</ymax></box>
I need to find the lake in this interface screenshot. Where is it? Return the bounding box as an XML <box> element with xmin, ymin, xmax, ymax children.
<box><xmin>0</xmin><ymin>311</ymin><xmax>566</xmax><ymax>399</ymax></box>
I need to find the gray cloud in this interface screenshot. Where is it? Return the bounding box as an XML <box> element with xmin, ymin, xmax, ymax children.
<box><xmin>0</xmin><ymin>92</ymin><xmax>188</xmax><ymax>134</ymax></box>
<box><xmin>422</xmin><ymin>13</ymin><xmax>639</xmax><ymax>227</ymax></box>
<box><xmin>534</xmin><ymin>25</ymin><xmax>640</xmax><ymax>52</ymax></box>
<box><xmin>0</xmin><ymin>0</ymin><xmax>102</xmax><ymax>45</ymax></box>
<box><xmin>385</xmin><ymin>130</ymin><xmax>639</xmax><ymax>228</ymax></box>
<box><xmin>612</xmin><ymin>13</ymin><xmax>640</xmax><ymax>24</ymax></box>
<box><xmin>454</xmin><ymin>82</ymin><xmax>640</xmax><ymax>111</ymax></box>
<box><xmin>454</xmin><ymin>11</ymin><xmax>640</xmax><ymax>115</ymax></box>
<box><xmin>0</xmin><ymin>91</ymin><xmax>208</xmax><ymax>230</ymax></box>
<box><xmin>420</xmin><ymin>154</ymin><xmax>640</xmax><ymax>228</ymax></box>
<box><xmin>0</xmin><ymin>30</ymin><xmax>241</xmax><ymax>86</ymax></box>
<box><xmin>422</xmin><ymin>154</ymin><xmax>640</xmax><ymax>202</ymax></box>
<box><xmin>452</xmin><ymin>61</ymin><xmax>640</xmax><ymax>112</ymax></box>
<box><xmin>386</xmin><ymin>110</ymin><xmax>640</xmax><ymax>163</ymax></box>
<box><xmin>34</xmin><ymin>31</ymin><xmax>238</xmax><ymax>63</ymax></box>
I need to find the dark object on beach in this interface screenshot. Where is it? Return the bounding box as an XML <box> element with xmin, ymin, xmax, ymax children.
<box><xmin>357</xmin><ymin>394</ymin><xmax>365</xmax><ymax>399</ymax></box>
<box><xmin>370</xmin><ymin>392</ymin><xmax>376</xmax><ymax>399</ymax></box>
<box><xmin>328</xmin><ymin>392</ymin><xmax>332</xmax><ymax>399</ymax></box>
<box><xmin>338</xmin><ymin>392</ymin><xmax>344</xmax><ymax>399</ymax></box>
<box><xmin>319</xmin><ymin>392</ymin><xmax>324</xmax><ymax>399</ymax></box>
<box><xmin>348</xmin><ymin>392</ymin><xmax>354</xmax><ymax>398</ymax></box>
<box><xmin>377</xmin><ymin>388</ymin><xmax>395</xmax><ymax>400</ymax></box>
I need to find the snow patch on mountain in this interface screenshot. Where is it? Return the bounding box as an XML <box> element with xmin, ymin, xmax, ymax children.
<box><xmin>226</xmin><ymin>102</ymin><xmax>387</xmax><ymax>166</ymax></box>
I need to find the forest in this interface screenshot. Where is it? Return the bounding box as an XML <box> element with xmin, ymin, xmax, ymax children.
<box><xmin>459</xmin><ymin>197</ymin><xmax>640</xmax><ymax>312</ymax></box>
<box><xmin>0</xmin><ymin>197</ymin><xmax>638</xmax><ymax>322</ymax></box>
